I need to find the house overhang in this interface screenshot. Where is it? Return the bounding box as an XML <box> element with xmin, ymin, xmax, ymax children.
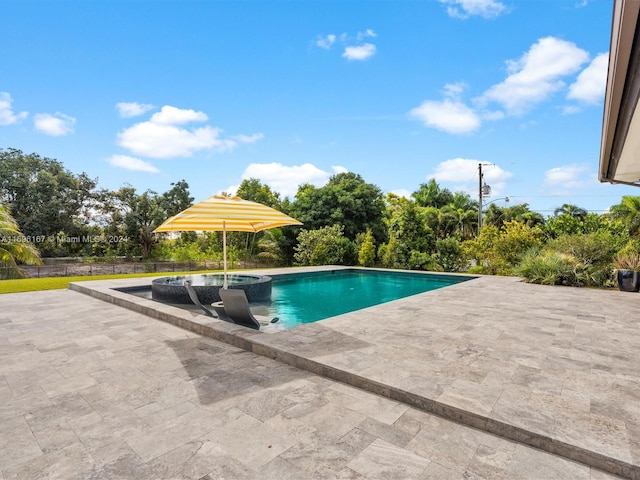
<box><xmin>600</xmin><ymin>0</ymin><xmax>640</xmax><ymax>186</ymax></box>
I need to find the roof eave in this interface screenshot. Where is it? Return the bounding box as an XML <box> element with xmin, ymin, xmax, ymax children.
<box><xmin>599</xmin><ymin>0</ymin><xmax>640</xmax><ymax>186</ymax></box>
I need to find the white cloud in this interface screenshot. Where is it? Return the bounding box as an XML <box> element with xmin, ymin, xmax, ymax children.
<box><xmin>233</xmin><ymin>133</ymin><xmax>264</xmax><ymax>144</ymax></box>
<box><xmin>108</xmin><ymin>154</ymin><xmax>160</xmax><ymax>173</ymax></box>
<box><xmin>443</xmin><ymin>82</ymin><xmax>467</xmax><ymax>99</ymax></box>
<box><xmin>480</xmin><ymin>37</ymin><xmax>589</xmax><ymax>114</ymax></box>
<box><xmin>567</xmin><ymin>52</ymin><xmax>608</xmax><ymax>104</ymax></box>
<box><xmin>33</xmin><ymin>112</ymin><xmax>76</xmax><ymax>136</ymax></box>
<box><xmin>317</xmin><ymin>30</ymin><xmax>378</xmax><ymax>61</ymax></box>
<box><xmin>389</xmin><ymin>189</ymin><xmax>412</xmax><ymax>198</ymax></box>
<box><xmin>562</xmin><ymin>105</ymin><xmax>582</xmax><ymax>115</ymax></box>
<box><xmin>0</xmin><ymin>92</ymin><xmax>28</xmax><ymax>125</ymax></box>
<box><xmin>116</xmin><ymin>102</ymin><xmax>155</xmax><ymax>118</ymax></box>
<box><xmin>482</xmin><ymin>110</ymin><xmax>505</xmax><ymax>120</ymax></box>
<box><xmin>429</xmin><ymin>158</ymin><xmax>512</xmax><ymax>197</ymax></box>
<box><xmin>342</xmin><ymin>43</ymin><xmax>376</xmax><ymax>61</ymax></box>
<box><xmin>544</xmin><ymin>164</ymin><xmax>590</xmax><ymax>188</ymax></box>
<box><xmin>440</xmin><ymin>0</ymin><xmax>507</xmax><ymax>19</ymax></box>
<box><xmin>116</xmin><ymin>105</ymin><xmax>261</xmax><ymax>158</ymax></box>
<box><xmin>409</xmin><ymin>99</ymin><xmax>481</xmax><ymax>134</ymax></box>
<box><xmin>332</xmin><ymin>165</ymin><xmax>349</xmax><ymax>174</ymax></box>
<box><xmin>118</xmin><ymin>123</ymin><xmax>232</xmax><ymax>158</ymax></box>
<box><xmin>357</xmin><ymin>29</ymin><xmax>377</xmax><ymax>40</ymax></box>
<box><xmin>240</xmin><ymin>162</ymin><xmax>348</xmax><ymax>198</ymax></box>
<box><xmin>150</xmin><ymin>105</ymin><xmax>208</xmax><ymax>125</ymax></box>
<box><xmin>316</xmin><ymin>34</ymin><xmax>337</xmax><ymax>49</ymax></box>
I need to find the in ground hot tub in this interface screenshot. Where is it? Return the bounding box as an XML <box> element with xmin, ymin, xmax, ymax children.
<box><xmin>151</xmin><ymin>273</ymin><xmax>272</xmax><ymax>305</ymax></box>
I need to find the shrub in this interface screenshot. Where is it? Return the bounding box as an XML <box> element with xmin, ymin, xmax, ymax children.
<box><xmin>549</xmin><ymin>231</ymin><xmax>623</xmax><ymax>268</ymax></box>
<box><xmin>516</xmin><ymin>250</ymin><xmax>587</xmax><ymax>286</ymax></box>
<box><xmin>294</xmin><ymin>225</ymin><xmax>353</xmax><ymax>266</ymax></box>
<box><xmin>408</xmin><ymin>251</ymin><xmax>440</xmax><ymax>271</ymax></box>
<box><xmin>613</xmin><ymin>253</ymin><xmax>640</xmax><ymax>271</ymax></box>
<box><xmin>463</xmin><ymin>221</ymin><xmax>542</xmax><ymax>275</ymax></box>
<box><xmin>435</xmin><ymin>237</ymin><xmax>465</xmax><ymax>272</ymax></box>
<box><xmin>358</xmin><ymin>230</ymin><xmax>376</xmax><ymax>267</ymax></box>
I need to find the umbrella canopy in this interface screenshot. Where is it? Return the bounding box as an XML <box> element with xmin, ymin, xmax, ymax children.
<box><xmin>154</xmin><ymin>195</ymin><xmax>302</xmax><ymax>287</ymax></box>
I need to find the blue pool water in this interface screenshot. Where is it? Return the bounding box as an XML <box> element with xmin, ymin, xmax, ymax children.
<box><xmin>252</xmin><ymin>270</ymin><xmax>473</xmax><ymax>329</ymax></box>
<box><xmin>123</xmin><ymin>269</ymin><xmax>474</xmax><ymax>330</ymax></box>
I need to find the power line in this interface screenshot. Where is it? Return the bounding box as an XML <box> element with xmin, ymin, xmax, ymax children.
<box><xmin>507</xmin><ymin>194</ymin><xmax>630</xmax><ymax>199</ymax></box>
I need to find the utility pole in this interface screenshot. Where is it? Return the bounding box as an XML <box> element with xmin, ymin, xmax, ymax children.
<box><xmin>478</xmin><ymin>163</ymin><xmax>483</xmax><ymax>235</ymax></box>
<box><xmin>478</xmin><ymin>163</ymin><xmax>491</xmax><ymax>235</ymax></box>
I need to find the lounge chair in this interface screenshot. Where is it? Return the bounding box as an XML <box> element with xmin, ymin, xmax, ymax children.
<box><xmin>218</xmin><ymin>288</ymin><xmax>279</xmax><ymax>330</ymax></box>
<box><xmin>184</xmin><ymin>280</ymin><xmax>218</xmax><ymax>318</ymax></box>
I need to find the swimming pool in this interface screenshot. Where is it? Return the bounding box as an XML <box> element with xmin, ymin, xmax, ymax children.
<box><xmin>120</xmin><ymin>268</ymin><xmax>474</xmax><ymax>330</ymax></box>
<box><xmin>252</xmin><ymin>269</ymin><xmax>473</xmax><ymax>329</ymax></box>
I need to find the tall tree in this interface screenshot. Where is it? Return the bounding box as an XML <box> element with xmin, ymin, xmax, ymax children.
<box><xmin>440</xmin><ymin>204</ymin><xmax>477</xmax><ymax>240</ymax></box>
<box><xmin>0</xmin><ymin>148</ymin><xmax>97</xmax><ymax>239</ymax></box>
<box><xmin>291</xmin><ymin>172</ymin><xmax>386</xmax><ymax>243</ymax></box>
<box><xmin>124</xmin><ymin>189</ymin><xmax>164</xmax><ymax>258</ymax></box>
<box><xmin>0</xmin><ymin>203</ymin><xmax>42</xmax><ymax>278</ymax></box>
<box><xmin>236</xmin><ymin>178</ymin><xmax>282</xmax><ymax>209</ymax></box>
<box><xmin>159</xmin><ymin>180</ymin><xmax>193</xmax><ymax>217</ymax></box>
<box><xmin>439</xmin><ymin>192</ymin><xmax>479</xmax><ymax>240</ymax></box>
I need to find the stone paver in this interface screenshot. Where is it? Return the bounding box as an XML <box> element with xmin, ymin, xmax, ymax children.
<box><xmin>71</xmin><ymin>267</ymin><xmax>640</xmax><ymax>477</ymax></box>
<box><xmin>0</xmin><ymin>283</ymin><xmax>626</xmax><ymax>479</ymax></box>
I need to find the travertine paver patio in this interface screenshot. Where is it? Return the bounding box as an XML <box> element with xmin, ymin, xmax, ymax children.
<box><xmin>1</xmin><ymin>266</ymin><xmax>637</xmax><ymax>478</ymax></box>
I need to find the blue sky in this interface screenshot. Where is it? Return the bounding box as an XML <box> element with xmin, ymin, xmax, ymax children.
<box><xmin>1</xmin><ymin>0</ymin><xmax>636</xmax><ymax>215</ymax></box>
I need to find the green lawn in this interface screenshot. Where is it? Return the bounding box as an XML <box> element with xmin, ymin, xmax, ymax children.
<box><xmin>0</xmin><ymin>270</ymin><xmax>220</xmax><ymax>294</ymax></box>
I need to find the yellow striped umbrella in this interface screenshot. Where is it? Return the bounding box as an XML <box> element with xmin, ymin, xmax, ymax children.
<box><xmin>154</xmin><ymin>195</ymin><xmax>302</xmax><ymax>287</ymax></box>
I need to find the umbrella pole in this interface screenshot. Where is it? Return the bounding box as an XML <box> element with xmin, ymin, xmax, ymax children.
<box><xmin>223</xmin><ymin>221</ymin><xmax>228</xmax><ymax>289</ymax></box>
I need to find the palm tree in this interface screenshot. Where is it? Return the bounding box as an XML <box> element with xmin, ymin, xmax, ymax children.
<box><xmin>440</xmin><ymin>204</ymin><xmax>478</xmax><ymax>240</ymax></box>
<box><xmin>610</xmin><ymin>196</ymin><xmax>640</xmax><ymax>237</ymax></box>
<box><xmin>438</xmin><ymin>192</ymin><xmax>479</xmax><ymax>240</ymax></box>
<box><xmin>553</xmin><ymin>203</ymin><xmax>588</xmax><ymax>220</ymax></box>
<box><xmin>0</xmin><ymin>204</ymin><xmax>42</xmax><ymax>279</ymax></box>
<box><xmin>257</xmin><ymin>228</ymin><xmax>286</xmax><ymax>265</ymax></box>
<box><xmin>412</xmin><ymin>179</ymin><xmax>454</xmax><ymax>209</ymax></box>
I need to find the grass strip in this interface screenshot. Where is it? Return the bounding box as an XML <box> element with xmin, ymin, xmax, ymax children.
<box><xmin>0</xmin><ymin>270</ymin><xmax>219</xmax><ymax>294</ymax></box>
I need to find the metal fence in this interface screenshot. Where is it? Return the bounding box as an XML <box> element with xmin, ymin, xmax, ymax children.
<box><xmin>7</xmin><ymin>259</ymin><xmax>275</xmax><ymax>279</ymax></box>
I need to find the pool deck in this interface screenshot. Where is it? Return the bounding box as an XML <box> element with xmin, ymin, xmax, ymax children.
<box><xmin>1</xmin><ymin>266</ymin><xmax>638</xmax><ymax>479</ymax></box>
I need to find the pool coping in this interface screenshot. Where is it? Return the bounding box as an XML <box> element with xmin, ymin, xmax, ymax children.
<box><xmin>69</xmin><ymin>266</ymin><xmax>640</xmax><ymax>479</ymax></box>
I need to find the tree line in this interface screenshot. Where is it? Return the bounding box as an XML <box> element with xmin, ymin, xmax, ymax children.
<box><xmin>1</xmin><ymin>147</ymin><xmax>640</xmax><ymax>288</ymax></box>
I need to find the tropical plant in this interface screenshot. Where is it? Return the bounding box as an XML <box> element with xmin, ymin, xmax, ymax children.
<box><xmin>613</xmin><ymin>253</ymin><xmax>640</xmax><ymax>271</ymax></box>
<box><xmin>257</xmin><ymin>228</ymin><xmax>288</xmax><ymax>265</ymax></box>
<box><xmin>484</xmin><ymin>203</ymin><xmax>544</xmax><ymax>229</ymax></box>
<box><xmin>518</xmin><ymin>231</ymin><xmax>621</xmax><ymax>288</ymax></box>
<box><xmin>358</xmin><ymin>229</ymin><xmax>376</xmax><ymax>267</ymax></box>
<box><xmin>609</xmin><ymin>196</ymin><xmax>640</xmax><ymax>237</ymax></box>
<box><xmin>612</xmin><ymin>237</ymin><xmax>640</xmax><ymax>273</ymax></box>
<box><xmin>440</xmin><ymin>204</ymin><xmax>477</xmax><ymax>240</ymax></box>
<box><xmin>553</xmin><ymin>203</ymin><xmax>588</xmax><ymax>220</ymax></box>
<box><xmin>411</xmin><ymin>179</ymin><xmax>454</xmax><ymax>209</ymax></box>
<box><xmin>516</xmin><ymin>250</ymin><xmax>587</xmax><ymax>286</ymax></box>
<box><xmin>0</xmin><ymin>204</ymin><xmax>43</xmax><ymax>279</ymax></box>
